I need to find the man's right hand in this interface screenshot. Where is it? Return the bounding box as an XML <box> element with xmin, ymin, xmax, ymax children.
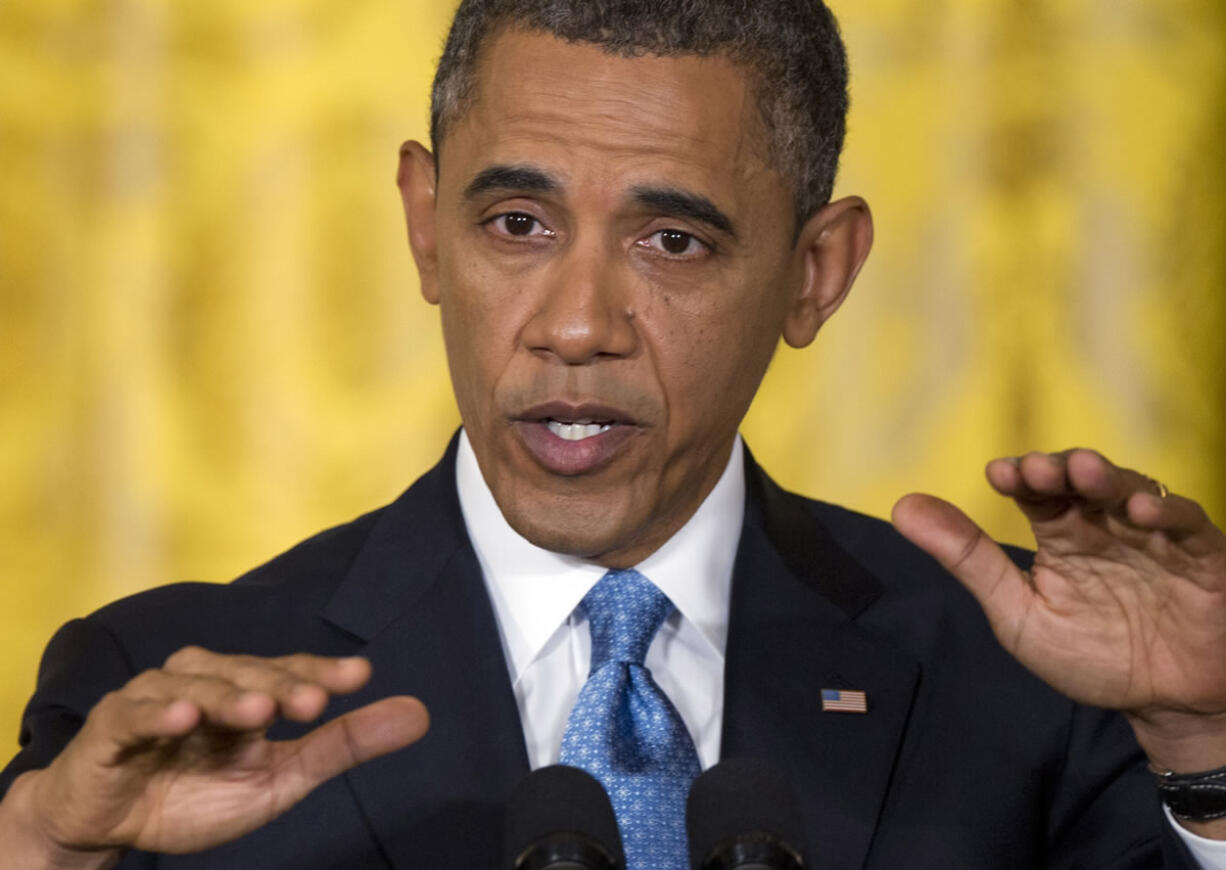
<box><xmin>0</xmin><ymin>646</ymin><xmax>429</xmax><ymax>869</ymax></box>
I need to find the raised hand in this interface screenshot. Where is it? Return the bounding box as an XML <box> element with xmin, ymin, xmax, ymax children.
<box><xmin>891</xmin><ymin>449</ymin><xmax>1226</xmax><ymax>776</ymax></box>
<box><xmin>0</xmin><ymin>647</ymin><xmax>428</xmax><ymax>867</ymax></box>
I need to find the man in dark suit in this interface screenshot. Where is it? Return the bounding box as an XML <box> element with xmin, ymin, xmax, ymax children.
<box><xmin>4</xmin><ymin>1</ymin><xmax>1226</xmax><ymax>868</ymax></box>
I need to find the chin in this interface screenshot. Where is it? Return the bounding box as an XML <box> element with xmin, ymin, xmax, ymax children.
<box><xmin>502</xmin><ymin>497</ymin><xmax>636</xmax><ymax>563</ymax></box>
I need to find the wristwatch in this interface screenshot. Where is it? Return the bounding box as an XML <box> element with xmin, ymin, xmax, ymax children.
<box><xmin>1151</xmin><ymin>764</ymin><xmax>1226</xmax><ymax>822</ymax></box>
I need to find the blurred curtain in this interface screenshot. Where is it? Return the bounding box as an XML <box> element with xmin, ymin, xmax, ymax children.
<box><xmin>749</xmin><ymin>0</ymin><xmax>1226</xmax><ymax>542</ymax></box>
<box><xmin>1</xmin><ymin>0</ymin><xmax>1223</xmax><ymax>743</ymax></box>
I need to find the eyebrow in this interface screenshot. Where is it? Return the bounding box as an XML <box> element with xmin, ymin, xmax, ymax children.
<box><xmin>461</xmin><ymin>167</ymin><xmax>738</xmax><ymax>240</ymax></box>
<box><xmin>463</xmin><ymin>164</ymin><xmax>560</xmax><ymax>200</ymax></box>
<box><xmin>631</xmin><ymin>186</ymin><xmax>737</xmax><ymax>239</ymax></box>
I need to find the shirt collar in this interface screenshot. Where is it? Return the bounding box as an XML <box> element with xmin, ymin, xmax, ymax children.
<box><xmin>455</xmin><ymin>430</ymin><xmax>745</xmax><ymax>683</ymax></box>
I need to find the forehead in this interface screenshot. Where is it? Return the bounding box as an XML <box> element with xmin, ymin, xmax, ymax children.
<box><xmin>442</xmin><ymin>28</ymin><xmax>782</xmax><ymax>210</ymax></box>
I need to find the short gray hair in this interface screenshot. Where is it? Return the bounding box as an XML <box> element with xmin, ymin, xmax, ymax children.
<box><xmin>430</xmin><ymin>0</ymin><xmax>850</xmax><ymax>230</ymax></box>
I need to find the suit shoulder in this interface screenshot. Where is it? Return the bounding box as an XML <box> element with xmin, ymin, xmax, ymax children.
<box><xmin>85</xmin><ymin>505</ymin><xmax>388</xmax><ymax>659</ymax></box>
<box><xmin>801</xmin><ymin>495</ymin><xmax>1034</xmax><ymax>587</ymax></box>
<box><xmin>775</xmin><ymin>492</ymin><xmax>1036</xmax><ymax>667</ymax></box>
<box><xmin>230</xmin><ymin>505</ymin><xmax>385</xmax><ymax>593</ymax></box>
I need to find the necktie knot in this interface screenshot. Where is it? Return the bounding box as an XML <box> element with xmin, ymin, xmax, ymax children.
<box><xmin>581</xmin><ymin>569</ymin><xmax>675</xmax><ymax>673</ymax></box>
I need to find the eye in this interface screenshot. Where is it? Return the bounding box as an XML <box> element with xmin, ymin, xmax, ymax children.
<box><xmin>640</xmin><ymin>229</ymin><xmax>709</xmax><ymax>257</ymax></box>
<box><xmin>488</xmin><ymin>212</ymin><xmax>553</xmax><ymax>238</ymax></box>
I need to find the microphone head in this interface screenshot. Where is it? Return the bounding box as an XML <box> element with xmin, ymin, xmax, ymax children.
<box><xmin>686</xmin><ymin>758</ymin><xmax>806</xmax><ymax>870</ymax></box>
<box><xmin>505</xmin><ymin>765</ymin><xmax>625</xmax><ymax>870</ymax></box>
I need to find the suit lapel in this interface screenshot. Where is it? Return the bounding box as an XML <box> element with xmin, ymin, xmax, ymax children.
<box><xmin>721</xmin><ymin>452</ymin><xmax>920</xmax><ymax>870</ymax></box>
<box><xmin>320</xmin><ymin>437</ymin><xmax>530</xmax><ymax>868</ymax></box>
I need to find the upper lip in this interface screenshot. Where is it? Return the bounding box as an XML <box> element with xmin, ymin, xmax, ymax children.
<box><xmin>517</xmin><ymin>401</ymin><xmax>641</xmax><ymax>426</ymax></box>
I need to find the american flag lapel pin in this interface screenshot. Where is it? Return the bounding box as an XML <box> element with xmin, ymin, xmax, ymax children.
<box><xmin>821</xmin><ymin>688</ymin><xmax>868</xmax><ymax>714</ymax></box>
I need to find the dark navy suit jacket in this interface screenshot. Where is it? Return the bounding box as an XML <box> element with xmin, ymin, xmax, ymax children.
<box><xmin>0</xmin><ymin>438</ymin><xmax>1198</xmax><ymax>867</ymax></box>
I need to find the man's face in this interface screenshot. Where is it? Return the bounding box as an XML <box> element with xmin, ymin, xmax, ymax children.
<box><xmin>401</xmin><ymin>29</ymin><xmax>864</xmax><ymax>567</ymax></box>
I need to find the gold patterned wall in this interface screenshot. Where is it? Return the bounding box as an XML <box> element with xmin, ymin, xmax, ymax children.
<box><xmin>1</xmin><ymin>1</ymin><xmax>1223</xmax><ymax>748</ymax></box>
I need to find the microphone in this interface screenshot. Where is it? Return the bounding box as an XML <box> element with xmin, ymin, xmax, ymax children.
<box><xmin>504</xmin><ymin>765</ymin><xmax>626</xmax><ymax>870</ymax></box>
<box><xmin>686</xmin><ymin>758</ymin><xmax>806</xmax><ymax>870</ymax></box>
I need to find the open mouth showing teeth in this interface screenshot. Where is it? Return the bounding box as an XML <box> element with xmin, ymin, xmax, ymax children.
<box><xmin>545</xmin><ymin>419</ymin><xmax>614</xmax><ymax>441</ymax></box>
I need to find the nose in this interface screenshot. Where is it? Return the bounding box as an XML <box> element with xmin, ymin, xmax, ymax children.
<box><xmin>520</xmin><ymin>240</ymin><xmax>638</xmax><ymax>365</ymax></box>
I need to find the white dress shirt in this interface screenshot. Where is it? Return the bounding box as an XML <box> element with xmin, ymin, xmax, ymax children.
<box><xmin>1167</xmin><ymin>807</ymin><xmax>1226</xmax><ymax>868</ymax></box>
<box><xmin>453</xmin><ymin>429</ymin><xmax>1224</xmax><ymax>868</ymax></box>
<box><xmin>455</xmin><ymin>429</ymin><xmax>743</xmax><ymax>770</ymax></box>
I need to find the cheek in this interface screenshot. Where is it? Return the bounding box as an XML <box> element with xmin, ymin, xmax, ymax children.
<box><xmin>648</xmin><ymin>294</ymin><xmax>780</xmax><ymax>440</ymax></box>
<box><xmin>436</xmin><ymin>262</ymin><xmax>524</xmax><ymax>425</ymax></box>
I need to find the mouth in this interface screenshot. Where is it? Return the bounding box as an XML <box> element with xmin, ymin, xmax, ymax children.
<box><xmin>513</xmin><ymin>402</ymin><xmax>643</xmax><ymax>475</ymax></box>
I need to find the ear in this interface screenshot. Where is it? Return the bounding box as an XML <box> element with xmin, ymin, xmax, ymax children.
<box><xmin>397</xmin><ymin>140</ymin><xmax>441</xmax><ymax>305</ymax></box>
<box><xmin>781</xmin><ymin>195</ymin><xmax>874</xmax><ymax>349</ymax></box>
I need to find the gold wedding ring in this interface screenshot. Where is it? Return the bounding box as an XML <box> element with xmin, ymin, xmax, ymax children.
<box><xmin>1147</xmin><ymin>477</ymin><xmax>1170</xmax><ymax>499</ymax></box>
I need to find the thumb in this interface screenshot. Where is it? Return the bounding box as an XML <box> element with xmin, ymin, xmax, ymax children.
<box><xmin>274</xmin><ymin>696</ymin><xmax>429</xmax><ymax>803</ymax></box>
<box><xmin>892</xmin><ymin>493</ymin><xmax>1031</xmax><ymax>642</ymax></box>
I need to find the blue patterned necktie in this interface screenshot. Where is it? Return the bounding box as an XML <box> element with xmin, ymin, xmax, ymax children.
<box><xmin>559</xmin><ymin>569</ymin><xmax>702</xmax><ymax>870</ymax></box>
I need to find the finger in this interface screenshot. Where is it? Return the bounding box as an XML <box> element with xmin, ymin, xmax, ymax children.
<box><xmin>271</xmin><ymin>696</ymin><xmax>430</xmax><ymax>803</ymax></box>
<box><xmin>1126</xmin><ymin>491</ymin><xmax>1226</xmax><ymax>560</ymax></box>
<box><xmin>892</xmin><ymin>493</ymin><xmax>1033</xmax><ymax>645</ymax></box>
<box><xmin>1058</xmin><ymin>450</ymin><xmax>1215</xmax><ymax>538</ymax></box>
<box><xmin>121</xmin><ymin>669</ymin><xmax>278</xmax><ymax>730</ymax></box>
<box><xmin>992</xmin><ymin>451</ymin><xmax>1226</xmax><ymax>564</ymax></box>
<box><xmin>997</xmin><ymin>448</ymin><xmax>1156</xmax><ymax>506</ymax></box>
<box><xmin>1063</xmin><ymin>448</ymin><xmax>1158</xmax><ymax>504</ymax></box>
<box><xmin>988</xmin><ymin>449</ymin><xmax>1159</xmax><ymax>522</ymax></box>
<box><xmin>985</xmin><ymin>455</ymin><xmax>1071</xmax><ymax>522</ymax></box>
<box><xmin>1126</xmin><ymin>489</ymin><xmax>1208</xmax><ymax>531</ymax></box>
<box><xmin>163</xmin><ymin>648</ymin><xmax>373</xmax><ymax>720</ymax></box>
<box><xmin>158</xmin><ymin>658</ymin><xmax>324</xmax><ymax>723</ymax></box>
<box><xmin>86</xmin><ymin>694</ymin><xmax>203</xmax><ymax>751</ymax></box>
<box><xmin>1016</xmin><ymin>450</ymin><xmax>1076</xmax><ymax>496</ymax></box>
<box><xmin>984</xmin><ymin>450</ymin><xmax>1117</xmax><ymax>523</ymax></box>
<box><xmin>165</xmin><ymin>647</ymin><xmax>372</xmax><ymax>693</ymax></box>
<box><xmin>1059</xmin><ymin>452</ymin><xmax>1226</xmax><ymax>549</ymax></box>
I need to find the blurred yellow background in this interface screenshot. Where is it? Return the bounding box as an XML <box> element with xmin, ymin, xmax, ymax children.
<box><xmin>1</xmin><ymin>1</ymin><xmax>1223</xmax><ymax>749</ymax></box>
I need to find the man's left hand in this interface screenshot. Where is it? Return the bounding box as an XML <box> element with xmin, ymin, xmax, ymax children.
<box><xmin>893</xmin><ymin>449</ymin><xmax>1226</xmax><ymax>833</ymax></box>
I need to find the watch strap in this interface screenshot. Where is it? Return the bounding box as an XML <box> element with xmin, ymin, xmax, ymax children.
<box><xmin>1152</xmin><ymin>764</ymin><xmax>1226</xmax><ymax>822</ymax></box>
